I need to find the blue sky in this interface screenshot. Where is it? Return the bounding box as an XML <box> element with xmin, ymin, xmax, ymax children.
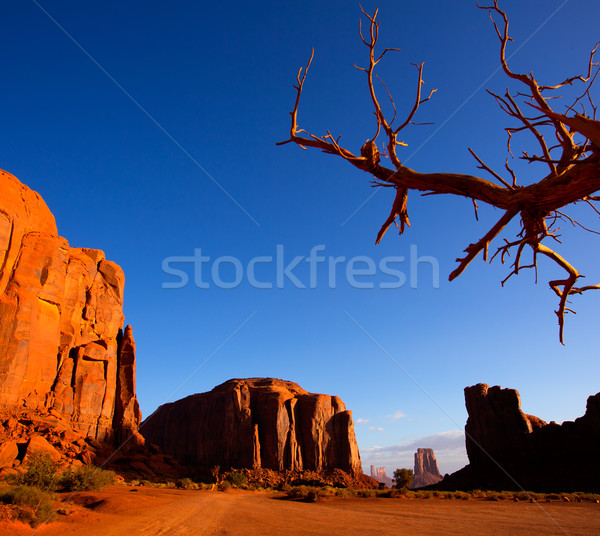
<box><xmin>2</xmin><ymin>1</ymin><xmax>600</xmax><ymax>475</ymax></box>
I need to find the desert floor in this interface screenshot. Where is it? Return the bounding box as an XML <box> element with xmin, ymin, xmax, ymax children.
<box><xmin>5</xmin><ymin>486</ymin><xmax>600</xmax><ymax>536</ymax></box>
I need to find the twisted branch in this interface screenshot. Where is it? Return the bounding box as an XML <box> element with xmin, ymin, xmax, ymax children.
<box><xmin>278</xmin><ymin>3</ymin><xmax>600</xmax><ymax>343</ymax></box>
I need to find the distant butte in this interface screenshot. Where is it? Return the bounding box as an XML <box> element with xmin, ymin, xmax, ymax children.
<box><xmin>412</xmin><ymin>448</ymin><xmax>442</xmax><ymax>488</ymax></box>
<box><xmin>370</xmin><ymin>465</ymin><xmax>394</xmax><ymax>487</ymax></box>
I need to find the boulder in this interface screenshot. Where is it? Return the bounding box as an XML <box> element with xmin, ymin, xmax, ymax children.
<box><xmin>24</xmin><ymin>435</ymin><xmax>61</xmax><ymax>463</ymax></box>
<box><xmin>0</xmin><ymin>441</ymin><xmax>18</xmax><ymax>468</ymax></box>
<box><xmin>141</xmin><ymin>378</ymin><xmax>363</xmax><ymax>475</ymax></box>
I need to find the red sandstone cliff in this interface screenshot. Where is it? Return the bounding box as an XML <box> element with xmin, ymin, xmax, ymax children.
<box><xmin>142</xmin><ymin>378</ymin><xmax>363</xmax><ymax>475</ymax></box>
<box><xmin>0</xmin><ymin>169</ymin><xmax>142</xmax><ymax>446</ymax></box>
<box><xmin>439</xmin><ymin>383</ymin><xmax>600</xmax><ymax>492</ymax></box>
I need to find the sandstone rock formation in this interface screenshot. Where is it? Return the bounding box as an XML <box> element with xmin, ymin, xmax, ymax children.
<box><xmin>412</xmin><ymin>448</ymin><xmax>442</xmax><ymax>488</ymax></box>
<box><xmin>0</xmin><ymin>408</ymin><xmax>183</xmax><ymax>481</ymax></box>
<box><xmin>142</xmin><ymin>378</ymin><xmax>362</xmax><ymax>475</ymax></box>
<box><xmin>440</xmin><ymin>384</ymin><xmax>600</xmax><ymax>492</ymax></box>
<box><xmin>0</xmin><ymin>169</ymin><xmax>142</xmax><ymax>446</ymax></box>
<box><xmin>369</xmin><ymin>465</ymin><xmax>393</xmax><ymax>487</ymax></box>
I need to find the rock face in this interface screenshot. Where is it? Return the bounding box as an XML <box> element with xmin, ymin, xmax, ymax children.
<box><xmin>0</xmin><ymin>169</ymin><xmax>142</xmax><ymax>445</ymax></box>
<box><xmin>412</xmin><ymin>448</ymin><xmax>442</xmax><ymax>488</ymax></box>
<box><xmin>142</xmin><ymin>378</ymin><xmax>362</xmax><ymax>475</ymax></box>
<box><xmin>369</xmin><ymin>465</ymin><xmax>393</xmax><ymax>487</ymax></box>
<box><xmin>441</xmin><ymin>383</ymin><xmax>600</xmax><ymax>492</ymax></box>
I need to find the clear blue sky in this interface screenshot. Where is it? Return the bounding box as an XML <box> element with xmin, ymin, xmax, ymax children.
<box><xmin>2</xmin><ymin>1</ymin><xmax>599</xmax><ymax>475</ymax></box>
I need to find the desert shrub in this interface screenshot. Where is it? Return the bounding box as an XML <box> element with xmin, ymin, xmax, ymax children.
<box><xmin>19</xmin><ymin>452</ymin><xmax>59</xmax><ymax>491</ymax></box>
<box><xmin>287</xmin><ymin>485</ymin><xmax>334</xmax><ymax>502</ymax></box>
<box><xmin>0</xmin><ymin>485</ymin><xmax>55</xmax><ymax>526</ymax></box>
<box><xmin>573</xmin><ymin>492</ymin><xmax>600</xmax><ymax>503</ymax></box>
<box><xmin>217</xmin><ymin>481</ymin><xmax>231</xmax><ymax>492</ymax></box>
<box><xmin>59</xmin><ymin>465</ymin><xmax>116</xmax><ymax>491</ymax></box>
<box><xmin>287</xmin><ymin>485</ymin><xmax>309</xmax><ymax>499</ymax></box>
<box><xmin>358</xmin><ymin>489</ymin><xmax>377</xmax><ymax>498</ymax></box>
<box><xmin>306</xmin><ymin>486</ymin><xmax>333</xmax><ymax>502</ymax></box>
<box><xmin>226</xmin><ymin>471</ymin><xmax>248</xmax><ymax>488</ymax></box>
<box><xmin>176</xmin><ymin>478</ymin><xmax>198</xmax><ymax>490</ymax></box>
<box><xmin>392</xmin><ymin>468</ymin><xmax>414</xmax><ymax>490</ymax></box>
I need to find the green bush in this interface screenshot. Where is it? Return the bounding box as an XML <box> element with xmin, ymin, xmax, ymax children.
<box><xmin>226</xmin><ymin>471</ymin><xmax>248</xmax><ymax>488</ymax></box>
<box><xmin>217</xmin><ymin>481</ymin><xmax>231</xmax><ymax>492</ymax></box>
<box><xmin>20</xmin><ymin>452</ymin><xmax>59</xmax><ymax>491</ymax></box>
<box><xmin>59</xmin><ymin>465</ymin><xmax>116</xmax><ymax>491</ymax></box>
<box><xmin>0</xmin><ymin>485</ymin><xmax>55</xmax><ymax>527</ymax></box>
<box><xmin>392</xmin><ymin>468</ymin><xmax>414</xmax><ymax>490</ymax></box>
<box><xmin>287</xmin><ymin>485</ymin><xmax>335</xmax><ymax>502</ymax></box>
<box><xmin>573</xmin><ymin>492</ymin><xmax>600</xmax><ymax>503</ymax></box>
<box><xmin>176</xmin><ymin>478</ymin><xmax>199</xmax><ymax>490</ymax></box>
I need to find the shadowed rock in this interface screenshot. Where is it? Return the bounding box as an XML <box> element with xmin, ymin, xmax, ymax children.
<box><xmin>439</xmin><ymin>383</ymin><xmax>600</xmax><ymax>492</ymax></box>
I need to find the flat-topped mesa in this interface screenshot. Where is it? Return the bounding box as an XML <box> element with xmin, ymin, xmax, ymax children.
<box><xmin>412</xmin><ymin>448</ymin><xmax>442</xmax><ymax>488</ymax></box>
<box><xmin>0</xmin><ymin>169</ymin><xmax>142</xmax><ymax>446</ymax></box>
<box><xmin>141</xmin><ymin>378</ymin><xmax>363</xmax><ymax>475</ymax></box>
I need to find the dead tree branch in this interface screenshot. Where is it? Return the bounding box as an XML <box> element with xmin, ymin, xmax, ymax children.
<box><xmin>278</xmin><ymin>2</ymin><xmax>600</xmax><ymax>343</ymax></box>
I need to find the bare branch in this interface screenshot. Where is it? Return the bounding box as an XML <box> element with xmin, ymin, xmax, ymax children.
<box><xmin>279</xmin><ymin>3</ymin><xmax>600</xmax><ymax>343</ymax></box>
<box><xmin>450</xmin><ymin>210</ymin><xmax>519</xmax><ymax>281</ymax></box>
<box><xmin>375</xmin><ymin>187</ymin><xmax>410</xmax><ymax>244</ymax></box>
<box><xmin>394</xmin><ymin>62</ymin><xmax>436</xmax><ymax>133</ymax></box>
<box><xmin>468</xmin><ymin>147</ymin><xmax>513</xmax><ymax>189</ymax></box>
<box><xmin>538</xmin><ymin>41</ymin><xmax>600</xmax><ymax>91</ymax></box>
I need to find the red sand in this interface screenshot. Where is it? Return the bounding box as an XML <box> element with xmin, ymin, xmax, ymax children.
<box><xmin>5</xmin><ymin>486</ymin><xmax>600</xmax><ymax>536</ymax></box>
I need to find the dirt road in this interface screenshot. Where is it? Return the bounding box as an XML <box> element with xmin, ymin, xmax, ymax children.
<box><xmin>10</xmin><ymin>486</ymin><xmax>600</xmax><ymax>536</ymax></box>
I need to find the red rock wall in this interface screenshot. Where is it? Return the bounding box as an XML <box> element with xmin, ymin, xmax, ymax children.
<box><xmin>440</xmin><ymin>383</ymin><xmax>600</xmax><ymax>492</ymax></box>
<box><xmin>141</xmin><ymin>378</ymin><xmax>363</xmax><ymax>475</ymax></box>
<box><xmin>0</xmin><ymin>169</ymin><xmax>141</xmax><ymax>445</ymax></box>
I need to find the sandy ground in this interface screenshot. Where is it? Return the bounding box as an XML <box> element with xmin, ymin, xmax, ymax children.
<box><xmin>4</xmin><ymin>486</ymin><xmax>600</xmax><ymax>536</ymax></box>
